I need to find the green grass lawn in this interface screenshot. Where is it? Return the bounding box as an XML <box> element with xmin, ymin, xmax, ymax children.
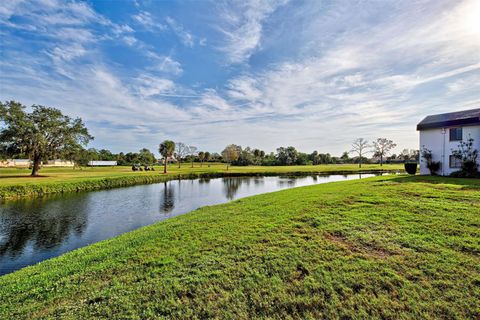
<box><xmin>0</xmin><ymin>163</ymin><xmax>402</xmax><ymax>199</ymax></box>
<box><xmin>1</xmin><ymin>175</ymin><xmax>478</xmax><ymax>319</ymax></box>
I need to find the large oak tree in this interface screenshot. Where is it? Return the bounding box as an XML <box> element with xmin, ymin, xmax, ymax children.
<box><xmin>0</xmin><ymin>101</ymin><xmax>93</xmax><ymax>176</ymax></box>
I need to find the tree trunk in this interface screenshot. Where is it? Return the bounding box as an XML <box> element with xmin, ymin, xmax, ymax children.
<box><xmin>359</xmin><ymin>160</ymin><xmax>362</xmax><ymax>168</ymax></box>
<box><xmin>226</xmin><ymin>163</ymin><xmax>229</xmax><ymax>171</ymax></box>
<box><xmin>200</xmin><ymin>161</ymin><xmax>203</xmax><ymax>167</ymax></box>
<box><xmin>31</xmin><ymin>155</ymin><xmax>41</xmax><ymax>176</ymax></box>
<box><xmin>191</xmin><ymin>161</ymin><xmax>194</xmax><ymax>168</ymax></box>
<box><xmin>380</xmin><ymin>155</ymin><xmax>383</xmax><ymax>166</ymax></box>
<box><xmin>178</xmin><ymin>161</ymin><xmax>181</xmax><ymax>168</ymax></box>
<box><xmin>164</xmin><ymin>158</ymin><xmax>167</xmax><ymax>174</ymax></box>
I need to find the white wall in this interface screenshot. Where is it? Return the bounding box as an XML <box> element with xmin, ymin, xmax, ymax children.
<box><xmin>419</xmin><ymin>125</ymin><xmax>480</xmax><ymax>176</ymax></box>
<box><xmin>0</xmin><ymin>159</ymin><xmax>31</xmax><ymax>167</ymax></box>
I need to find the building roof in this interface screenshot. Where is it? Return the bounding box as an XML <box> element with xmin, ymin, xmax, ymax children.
<box><xmin>417</xmin><ymin>108</ymin><xmax>480</xmax><ymax>130</ymax></box>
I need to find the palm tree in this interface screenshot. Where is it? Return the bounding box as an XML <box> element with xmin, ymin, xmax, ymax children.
<box><xmin>198</xmin><ymin>151</ymin><xmax>205</xmax><ymax>167</ymax></box>
<box><xmin>159</xmin><ymin>140</ymin><xmax>175</xmax><ymax>174</ymax></box>
<box><xmin>204</xmin><ymin>151</ymin><xmax>211</xmax><ymax>167</ymax></box>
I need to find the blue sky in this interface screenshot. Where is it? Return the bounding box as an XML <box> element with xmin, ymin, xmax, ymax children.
<box><xmin>1</xmin><ymin>0</ymin><xmax>479</xmax><ymax>155</ymax></box>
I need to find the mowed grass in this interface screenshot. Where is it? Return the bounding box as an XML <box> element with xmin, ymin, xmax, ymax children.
<box><xmin>1</xmin><ymin>175</ymin><xmax>479</xmax><ymax>319</ymax></box>
<box><xmin>0</xmin><ymin>163</ymin><xmax>402</xmax><ymax>199</ymax></box>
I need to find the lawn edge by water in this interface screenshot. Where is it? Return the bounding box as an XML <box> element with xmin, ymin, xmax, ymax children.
<box><xmin>0</xmin><ymin>167</ymin><xmax>401</xmax><ymax>200</ymax></box>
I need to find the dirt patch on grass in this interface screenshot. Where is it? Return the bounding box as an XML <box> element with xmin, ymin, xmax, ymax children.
<box><xmin>324</xmin><ymin>233</ymin><xmax>400</xmax><ymax>259</ymax></box>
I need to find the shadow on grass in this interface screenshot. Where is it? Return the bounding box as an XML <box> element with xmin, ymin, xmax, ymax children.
<box><xmin>0</xmin><ymin>175</ymin><xmax>49</xmax><ymax>179</ymax></box>
<box><xmin>387</xmin><ymin>174</ymin><xmax>480</xmax><ymax>188</ymax></box>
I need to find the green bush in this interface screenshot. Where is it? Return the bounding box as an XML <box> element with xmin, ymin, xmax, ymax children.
<box><xmin>404</xmin><ymin>162</ymin><xmax>417</xmax><ymax>175</ymax></box>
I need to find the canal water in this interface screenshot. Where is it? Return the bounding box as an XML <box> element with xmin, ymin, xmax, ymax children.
<box><xmin>0</xmin><ymin>173</ymin><xmax>381</xmax><ymax>275</ymax></box>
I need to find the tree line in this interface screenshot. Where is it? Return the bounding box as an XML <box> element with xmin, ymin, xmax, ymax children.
<box><xmin>219</xmin><ymin>141</ymin><xmax>418</xmax><ymax>169</ymax></box>
<box><xmin>1</xmin><ymin>101</ymin><xmax>419</xmax><ymax>176</ymax></box>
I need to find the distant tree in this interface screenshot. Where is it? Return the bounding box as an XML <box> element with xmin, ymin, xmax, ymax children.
<box><xmin>350</xmin><ymin>138</ymin><xmax>370</xmax><ymax>168</ymax></box>
<box><xmin>210</xmin><ymin>152</ymin><xmax>222</xmax><ymax>162</ymax></box>
<box><xmin>372</xmin><ymin>138</ymin><xmax>397</xmax><ymax>166</ymax></box>
<box><xmin>187</xmin><ymin>145</ymin><xmax>198</xmax><ymax>168</ymax></box>
<box><xmin>138</xmin><ymin>148</ymin><xmax>156</xmax><ymax>166</ymax></box>
<box><xmin>198</xmin><ymin>151</ymin><xmax>205</xmax><ymax>167</ymax></box>
<box><xmin>261</xmin><ymin>152</ymin><xmax>277</xmax><ymax>166</ymax></box>
<box><xmin>98</xmin><ymin>149</ymin><xmax>115</xmax><ymax>161</ymax></box>
<box><xmin>399</xmin><ymin>149</ymin><xmax>419</xmax><ymax>162</ymax></box>
<box><xmin>221</xmin><ymin>144</ymin><xmax>240</xmax><ymax>170</ymax></box>
<box><xmin>159</xmin><ymin>140</ymin><xmax>175</xmax><ymax>174</ymax></box>
<box><xmin>276</xmin><ymin>146</ymin><xmax>298</xmax><ymax>165</ymax></box>
<box><xmin>0</xmin><ymin>101</ymin><xmax>93</xmax><ymax>176</ymax></box>
<box><xmin>310</xmin><ymin>151</ymin><xmax>319</xmax><ymax>165</ymax></box>
<box><xmin>296</xmin><ymin>152</ymin><xmax>309</xmax><ymax>165</ymax></box>
<box><xmin>317</xmin><ymin>153</ymin><xmax>334</xmax><ymax>164</ymax></box>
<box><xmin>204</xmin><ymin>151</ymin><xmax>211</xmax><ymax>165</ymax></box>
<box><xmin>412</xmin><ymin>150</ymin><xmax>420</xmax><ymax>162</ymax></box>
<box><xmin>125</xmin><ymin>152</ymin><xmax>140</xmax><ymax>165</ymax></box>
<box><xmin>175</xmin><ymin>142</ymin><xmax>188</xmax><ymax>168</ymax></box>
<box><xmin>235</xmin><ymin>147</ymin><xmax>256</xmax><ymax>166</ymax></box>
<box><xmin>340</xmin><ymin>151</ymin><xmax>350</xmax><ymax>163</ymax></box>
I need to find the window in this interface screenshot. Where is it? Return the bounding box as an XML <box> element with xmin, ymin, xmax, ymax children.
<box><xmin>449</xmin><ymin>128</ymin><xmax>462</xmax><ymax>141</ymax></box>
<box><xmin>449</xmin><ymin>155</ymin><xmax>462</xmax><ymax>168</ymax></box>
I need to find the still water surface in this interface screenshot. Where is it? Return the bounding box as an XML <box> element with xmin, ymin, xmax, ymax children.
<box><xmin>0</xmin><ymin>173</ymin><xmax>380</xmax><ymax>275</ymax></box>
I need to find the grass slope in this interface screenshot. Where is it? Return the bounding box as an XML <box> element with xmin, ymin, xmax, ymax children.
<box><xmin>1</xmin><ymin>175</ymin><xmax>479</xmax><ymax>319</ymax></box>
<box><xmin>0</xmin><ymin>164</ymin><xmax>402</xmax><ymax>199</ymax></box>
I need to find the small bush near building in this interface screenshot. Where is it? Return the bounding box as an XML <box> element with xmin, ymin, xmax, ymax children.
<box><xmin>450</xmin><ymin>137</ymin><xmax>479</xmax><ymax>178</ymax></box>
<box><xmin>421</xmin><ymin>147</ymin><xmax>441</xmax><ymax>175</ymax></box>
<box><xmin>404</xmin><ymin>162</ymin><xmax>417</xmax><ymax>175</ymax></box>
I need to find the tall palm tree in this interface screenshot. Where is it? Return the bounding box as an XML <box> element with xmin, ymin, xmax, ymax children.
<box><xmin>159</xmin><ymin>140</ymin><xmax>175</xmax><ymax>174</ymax></box>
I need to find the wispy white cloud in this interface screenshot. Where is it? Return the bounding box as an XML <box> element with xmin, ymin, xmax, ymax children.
<box><xmin>132</xmin><ymin>10</ymin><xmax>166</xmax><ymax>31</ymax></box>
<box><xmin>165</xmin><ymin>16</ymin><xmax>194</xmax><ymax>47</ymax></box>
<box><xmin>135</xmin><ymin>75</ymin><xmax>175</xmax><ymax>97</ymax></box>
<box><xmin>145</xmin><ymin>52</ymin><xmax>183</xmax><ymax>76</ymax></box>
<box><xmin>217</xmin><ymin>0</ymin><xmax>288</xmax><ymax>64</ymax></box>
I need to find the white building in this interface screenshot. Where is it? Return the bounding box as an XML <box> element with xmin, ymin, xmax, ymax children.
<box><xmin>43</xmin><ymin>159</ymin><xmax>75</xmax><ymax>167</ymax></box>
<box><xmin>0</xmin><ymin>159</ymin><xmax>31</xmax><ymax>167</ymax></box>
<box><xmin>417</xmin><ymin>108</ymin><xmax>480</xmax><ymax>176</ymax></box>
<box><xmin>88</xmin><ymin>161</ymin><xmax>117</xmax><ymax>166</ymax></box>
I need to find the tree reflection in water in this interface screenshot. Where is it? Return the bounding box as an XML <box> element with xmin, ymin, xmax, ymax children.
<box><xmin>222</xmin><ymin>177</ymin><xmax>248</xmax><ymax>200</ymax></box>
<box><xmin>0</xmin><ymin>195</ymin><xmax>88</xmax><ymax>258</ymax></box>
<box><xmin>159</xmin><ymin>181</ymin><xmax>175</xmax><ymax>213</ymax></box>
<box><xmin>198</xmin><ymin>177</ymin><xmax>211</xmax><ymax>184</ymax></box>
<box><xmin>276</xmin><ymin>176</ymin><xmax>298</xmax><ymax>188</ymax></box>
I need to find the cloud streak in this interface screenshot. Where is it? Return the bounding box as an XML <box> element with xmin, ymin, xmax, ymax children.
<box><xmin>216</xmin><ymin>0</ymin><xmax>288</xmax><ymax>64</ymax></box>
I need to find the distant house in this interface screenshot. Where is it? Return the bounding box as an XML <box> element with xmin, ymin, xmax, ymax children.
<box><xmin>88</xmin><ymin>161</ymin><xmax>117</xmax><ymax>166</ymax></box>
<box><xmin>160</xmin><ymin>156</ymin><xmax>177</xmax><ymax>164</ymax></box>
<box><xmin>0</xmin><ymin>159</ymin><xmax>31</xmax><ymax>168</ymax></box>
<box><xmin>417</xmin><ymin>108</ymin><xmax>480</xmax><ymax>176</ymax></box>
<box><xmin>43</xmin><ymin>159</ymin><xmax>75</xmax><ymax>167</ymax></box>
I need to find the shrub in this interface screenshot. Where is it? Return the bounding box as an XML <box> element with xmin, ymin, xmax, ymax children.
<box><xmin>427</xmin><ymin>161</ymin><xmax>441</xmax><ymax>175</ymax></box>
<box><xmin>421</xmin><ymin>147</ymin><xmax>441</xmax><ymax>175</ymax></box>
<box><xmin>451</xmin><ymin>136</ymin><xmax>479</xmax><ymax>178</ymax></box>
<box><xmin>404</xmin><ymin>162</ymin><xmax>417</xmax><ymax>175</ymax></box>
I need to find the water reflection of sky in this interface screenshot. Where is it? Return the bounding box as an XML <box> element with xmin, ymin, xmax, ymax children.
<box><xmin>0</xmin><ymin>173</ymin><xmax>381</xmax><ymax>275</ymax></box>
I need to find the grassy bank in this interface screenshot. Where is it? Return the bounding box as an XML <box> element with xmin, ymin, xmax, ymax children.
<box><xmin>0</xmin><ymin>163</ymin><xmax>402</xmax><ymax>199</ymax></box>
<box><xmin>1</xmin><ymin>175</ymin><xmax>479</xmax><ymax>319</ymax></box>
